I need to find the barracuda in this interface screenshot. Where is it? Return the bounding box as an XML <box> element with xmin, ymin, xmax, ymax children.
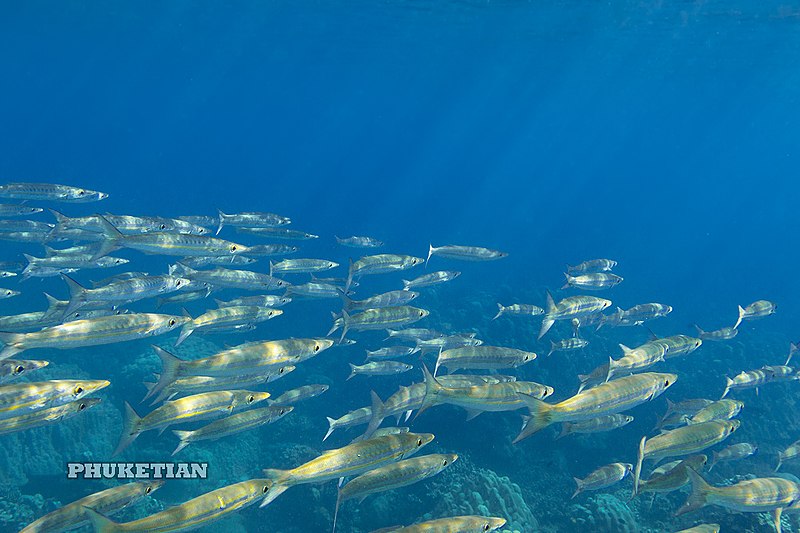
<box><xmin>0</xmin><ymin>313</ymin><xmax>187</xmax><ymax>359</ymax></box>
<box><xmin>636</xmin><ymin>454</ymin><xmax>707</xmax><ymax>494</ymax></box>
<box><xmin>60</xmin><ymin>274</ymin><xmax>190</xmax><ymax>315</ymax></box>
<box><xmin>269</xmin><ymin>258</ymin><xmax>338</xmax><ymax>274</ymax></box>
<box><xmin>334</xmin><ymin>454</ymin><xmax>458</xmax><ymax>532</ymax></box>
<box><xmin>677</xmin><ymin>470</ymin><xmax>800</xmax><ymax>533</ymax></box>
<box><xmin>86</xmin><ymin>479</ymin><xmax>276</xmax><ymax>533</ymax></box>
<box><xmin>434</xmin><ymin>346</ymin><xmax>535</xmax><ymax>376</ymax></box>
<box><xmin>145</xmin><ymin>340</ymin><xmax>333</xmax><ymax>402</ymax></box>
<box><xmin>345</xmin><ymin>254</ymin><xmax>424</xmax><ymax>291</ymax></box>
<box><xmin>0</xmin><ymin>182</ymin><xmax>108</xmax><ymax>203</ymax></box>
<box><xmin>330</xmin><ymin>306</ymin><xmax>429</xmax><ymax>342</ymax></box>
<box><xmin>514</xmin><ymin>372</ymin><xmax>677</xmax><ymax>443</ymax></box>
<box><xmin>143</xmin><ymin>365</ymin><xmax>294</xmax><ymax>405</ymax></box>
<box><xmin>632</xmin><ymin>419</ymin><xmax>740</xmax><ymax>495</ymax></box>
<box><xmin>176</xmin><ymin>306</ymin><xmax>282</xmax><ymax>346</ymax></box>
<box><xmin>378</xmin><ymin>515</ymin><xmax>507</xmax><ymax>532</ymax></box>
<box><xmin>172</xmin><ymin>405</ymin><xmax>293</xmax><ymax>455</ymax></box>
<box><xmin>94</xmin><ymin>215</ymin><xmax>250</xmax><ymax>259</ymax></box>
<box><xmin>20</xmin><ymin>480</ymin><xmax>163</xmax><ymax>533</ymax></box>
<box><xmin>113</xmin><ymin>390</ymin><xmax>271</xmax><ymax>456</ymax></box>
<box><xmin>0</xmin><ymin>379</ymin><xmax>109</xmax><ymax>419</ymax></box>
<box><xmin>418</xmin><ymin>365</ymin><xmax>552</xmax><ymax>419</ymax></box>
<box><xmin>539</xmin><ymin>291</ymin><xmax>612</xmax><ymax>339</ymax></box>
<box><xmin>0</xmin><ymin>397</ymin><xmax>101</xmax><ymax>435</ymax></box>
<box><xmin>260</xmin><ymin>432</ymin><xmax>434</xmax><ymax>507</ymax></box>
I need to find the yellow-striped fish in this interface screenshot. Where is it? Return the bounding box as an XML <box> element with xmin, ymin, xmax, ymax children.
<box><xmin>260</xmin><ymin>432</ymin><xmax>434</xmax><ymax>507</ymax></box>
<box><xmin>514</xmin><ymin>372</ymin><xmax>676</xmax><ymax>443</ymax></box>
<box><xmin>633</xmin><ymin>420</ymin><xmax>740</xmax><ymax>495</ymax></box>
<box><xmin>677</xmin><ymin>469</ymin><xmax>799</xmax><ymax>533</ymax></box>
<box><xmin>114</xmin><ymin>390</ymin><xmax>270</xmax><ymax>456</ymax></box>
<box><xmin>85</xmin><ymin>478</ymin><xmax>274</xmax><ymax>533</ymax></box>
<box><xmin>370</xmin><ymin>515</ymin><xmax>507</xmax><ymax>533</ymax></box>
<box><xmin>334</xmin><ymin>454</ymin><xmax>458</xmax><ymax>532</ymax></box>
<box><xmin>20</xmin><ymin>480</ymin><xmax>163</xmax><ymax>533</ymax></box>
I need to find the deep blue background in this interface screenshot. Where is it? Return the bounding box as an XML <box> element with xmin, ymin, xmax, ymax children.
<box><xmin>3</xmin><ymin>2</ymin><xmax>798</xmax><ymax>331</ymax></box>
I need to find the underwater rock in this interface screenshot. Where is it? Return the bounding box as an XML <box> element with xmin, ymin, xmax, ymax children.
<box><xmin>568</xmin><ymin>493</ymin><xmax>639</xmax><ymax>533</ymax></box>
<box><xmin>431</xmin><ymin>462</ymin><xmax>539</xmax><ymax>532</ymax></box>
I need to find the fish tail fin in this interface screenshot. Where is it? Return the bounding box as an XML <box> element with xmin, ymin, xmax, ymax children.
<box><xmin>60</xmin><ymin>273</ymin><xmax>88</xmax><ymax>316</ymax></box>
<box><xmin>561</xmin><ymin>273</ymin><xmax>572</xmax><ymax>290</ymax></box>
<box><xmin>216</xmin><ymin>209</ymin><xmax>226</xmax><ymax>235</ymax></box>
<box><xmin>143</xmin><ymin>345</ymin><xmax>184</xmax><ymax>402</ymax></box>
<box><xmin>708</xmin><ymin>451</ymin><xmax>718</xmax><ymax>472</ymax></box>
<box><xmin>632</xmin><ymin>436</ymin><xmax>647</xmax><ymax>497</ymax></box>
<box><xmin>42</xmin><ymin>293</ymin><xmax>63</xmax><ymax>317</ymax></box>
<box><xmin>512</xmin><ymin>394</ymin><xmax>555</xmax><ymax>443</ymax></box>
<box><xmin>84</xmin><ymin>507</ymin><xmax>121</xmax><ymax>533</ymax></box>
<box><xmin>171</xmin><ymin>430</ymin><xmax>193</xmax><ymax>456</ymax></box>
<box><xmin>113</xmin><ymin>402</ymin><xmax>142</xmax><ymax>457</ymax></box>
<box><xmin>344</xmin><ymin>258</ymin><xmax>354</xmax><ymax>292</ymax></box>
<box><xmin>555</xmin><ymin>424</ymin><xmax>570</xmax><ymax>440</ymax></box>
<box><xmin>339</xmin><ymin>310</ymin><xmax>350</xmax><ymax>344</ymax></box>
<box><xmin>360</xmin><ymin>390</ymin><xmax>387</xmax><ymax>440</ymax></box>
<box><xmin>413</xmin><ymin>364</ymin><xmax>443</xmax><ymax>422</ymax></box>
<box><xmin>786</xmin><ymin>342</ymin><xmax>798</xmax><ymax>366</ymax></box>
<box><xmin>426</xmin><ymin>244</ymin><xmax>434</xmax><ymax>266</ymax></box>
<box><xmin>402</xmin><ymin>279</ymin><xmax>411</xmax><ymax>290</ymax></box>
<box><xmin>571</xmin><ymin>478</ymin><xmax>583</xmax><ymax>499</ymax></box>
<box><xmin>337</xmin><ymin>288</ymin><xmax>353</xmax><ymax>311</ymax></box>
<box><xmin>721</xmin><ymin>377</ymin><xmax>733</xmax><ymax>399</ymax></box>
<box><xmin>538</xmin><ymin>317</ymin><xmax>555</xmax><ymax>340</ymax></box>
<box><xmin>323</xmin><ymin>417</ymin><xmax>338</xmax><ymax>441</ymax></box>
<box><xmin>269</xmin><ymin>260</ymin><xmax>274</xmax><ymax>277</ymax></box>
<box><xmin>92</xmin><ymin>215</ymin><xmax>124</xmax><ymax>260</ymax></box>
<box><xmin>346</xmin><ymin>363</ymin><xmax>356</xmax><ymax>381</ymax></box>
<box><xmin>548</xmin><ymin>341</ymin><xmax>556</xmax><ymax>357</ymax></box>
<box><xmin>776</xmin><ymin>453</ymin><xmax>783</xmax><ymax>472</ymax></box>
<box><xmin>0</xmin><ymin>332</ymin><xmax>23</xmax><ymax>360</ymax></box>
<box><xmin>734</xmin><ymin>305</ymin><xmax>745</xmax><ymax>329</ymax></box>
<box><xmin>692</xmin><ymin>324</ymin><xmax>705</xmax><ymax>336</ymax></box>
<box><xmin>492</xmin><ymin>303</ymin><xmax>504</xmax><ymax>320</ymax></box>
<box><xmin>676</xmin><ymin>468</ymin><xmax>714</xmax><ymax>516</ymax></box>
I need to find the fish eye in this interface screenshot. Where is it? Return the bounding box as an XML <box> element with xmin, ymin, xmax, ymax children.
<box><xmin>418</xmin><ymin>310</ymin><xmax>424</xmax><ymax>317</ymax></box>
<box><xmin>416</xmin><ymin>438</ymin><xmax>423</xmax><ymax>446</ymax></box>
<box><xmin>169</xmin><ymin>319</ymin><xmax>176</xmax><ymax>326</ymax></box>
<box><xmin>268</xmin><ymin>311</ymin><xmax>274</xmax><ymax>317</ymax></box>
<box><xmin>145</xmin><ymin>486</ymin><xmax>152</xmax><ymax>494</ymax></box>
<box><xmin>230</xmin><ymin>245</ymin><xmax>237</xmax><ymax>252</ymax></box>
<box><xmin>77</xmin><ymin>190</ymin><xmax>85</xmax><ymax>196</ymax></box>
<box><xmin>442</xmin><ymin>459</ymin><xmax>448</xmax><ymax>466</ymax></box>
<box><xmin>314</xmin><ymin>344</ymin><xmax>320</xmax><ymax>352</ymax></box>
<box><xmin>176</xmin><ymin>280</ymin><xmax>182</xmax><ymax>286</ymax></box>
<box><xmin>79</xmin><ymin>403</ymin><xmax>87</xmax><ymax>411</ymax></box>
<box><xmin>262</xmin><ymin>485</ymin><xmax>270</xmax><ymax>493</ymax></box>
<box><xmin>279</xmin><ymin>367</ymin><xmax>285</xmax><ymax>374</ymax></box>
<box><xmin>160</xmin><ymin>224</ymin><xmax>167</xmax><ymax>230</ymax></box>
<box><xmin>74</xmin><ymin>386</ymin><xmax>84</xmax><ymax>395</ymax></box>
<box><xmin>664</xmin><ymin>379</ymin><xmax>670</xmax><ymax>387</ymax></box>
<box><xmin>483</xmin><ymin>525</ymin><xmax>491</xmax><ymax>532</ymax></box>
<box><xmin>248</xmin><ymin>395</ymin><xmax>255</xmax><ymax>403</ymax></box>
<box><xmin>14</xmin><ymin>365</ymin><xmax>24</xmax><ymax>375</ymax></box>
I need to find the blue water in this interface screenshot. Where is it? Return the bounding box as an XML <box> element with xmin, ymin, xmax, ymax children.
<box><xmin>1</xmin><ymin>2</ymin><xmax>800</xmax><ymax>532</ymax></box>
